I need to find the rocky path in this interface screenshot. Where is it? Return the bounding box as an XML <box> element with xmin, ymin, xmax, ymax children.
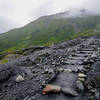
<box><xmin>40</xmin><ymin>37</ymin><xmax>100</xmax><ymax>100</ymax></box>
<box><xmin>0</xmin><ymin>37</ymin><xmax>100</xmax><ymax>100</ymax></box>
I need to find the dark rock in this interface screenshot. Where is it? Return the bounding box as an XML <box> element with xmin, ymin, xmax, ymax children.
<box><xmin>18</xmin><ymin>57</ymin><xmax>33</xmax><ymax>66</ymax></box>
<box><xmin>24</xmin><ymin>96</ymin><xmax>36</xmax><ymax>100</ymax></box>
<box><xmin>62</xmin><ymin>88</ymin><xmax>78</xmax><ymax>97</ymax></box>
<box><xmin>78</xmin><ymin>78</ymin><xmax>85</xmax><ymax>82</ymax></box>
<box><xmin>94</xmin><ymin>91</ymin><xmax>100</xmax><ymax>100</ymax></box>
<box><xmin>28</xmin><ymin>96</ymin><xmax>36</xmax><ymax>100</ymax></box>
<box><xmin>86</xmin><ymin>61</ymin><xmax>100</xmax><ymax>89</ymax></box>
<box><xmin>0</xmin><ymin>64</ymin><xmax>13</xmax><ymax>82</ymax></box>
<box><xmin>76</xmin><ymin>80</ymin><xmax>84</xmax><ymax>92</ymax></box>
<box><xmin>58</xmin><ymin>68</ymin><xmax>64</xmax><ymax>72</ymax></box>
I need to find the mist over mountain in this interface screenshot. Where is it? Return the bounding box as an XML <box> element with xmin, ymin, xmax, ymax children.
<box><xmin>1</xmin><ymin>8</ymin><xmax>100</xmax><ymax>34</ymax></box>
<box><xmin>1</xmin><ymin>8</ymin><xmax>99</xmax><ymax>34</ymax></box>
<box><xmin>1</xmin><ymin>0</ymin><xmax>100</xmax><ymax>33</ymax></box>
<box><xmin>0</xmin><ymin>9</ymin><xmax>100</xmax><ymax>53</ymax></box>
<box><xmin>42</xmin><ymin>9</ymin><xmax>100</xmax><ymax>19</ymax></box>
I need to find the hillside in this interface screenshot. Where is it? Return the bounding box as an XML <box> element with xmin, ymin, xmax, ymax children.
<box><xmin>0</xmin><ymin>9</ymin><xmax>100</xmax><ymax>53</ymax></box>
<box><xmin>0</xmin><ymin>35</ymin><xmax>100</xmax><ymax>100</ymax></box>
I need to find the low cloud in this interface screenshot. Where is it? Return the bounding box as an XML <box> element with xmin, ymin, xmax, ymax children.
<box><xmin>0</xmin><ymin>0</ymin><xmax>100</xmax><ymax>33</ymax></box>
<box><xmin>0</xmin><ymin>16</ymin><xmax>18</xmax><ymax>33</ymax></box>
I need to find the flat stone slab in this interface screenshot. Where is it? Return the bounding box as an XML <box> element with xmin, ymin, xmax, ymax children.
<box><xmin>77</xmin><ymin>51</ymin><xmax>93</xmax><ymax>54</ymax></box>
<box><xmin>62</xmin><ymin>65</ymin><xmax>84</xmax><ymax>72</ymax></box>
<box><xmin>68</xmin><ymin>56</ymin><xmax>85</xmax><ymax>60</ymax></box>
<box><xmin>40</xmin><ymin>72</ymin><xmax>84</xmax><ymax>100</ymax></box>
<box><xmin>80</xmin><ymin>49</ymin><xmax>94</xmax><ymax>51</ymax></box>
<box><xmin>63</xmin><ymin>60</ymin><xmax>83</xmax><ymax>65</ymax></box>
<box><xmin>71</xmin><ymin>53</ymin><xmax>91</xmax><ymax>57</ymax></box>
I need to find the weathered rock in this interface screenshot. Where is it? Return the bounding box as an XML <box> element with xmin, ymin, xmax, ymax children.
<box><xmin>64</xmin><ymin>69</ymin><xmax>72</xmax><ymax>73</ymax></box>
<box><xmin>94</xmin><ymin>91</ymin><xmax>100</xmax><ymax>100</ymax></box>
<box><xmin>86</xmin><ymin>61</ymin><xmax>100</xmax><ymax>89</ymax></box>
<box><xmin>44</xmin><ymin>68</ymin><xmax>54</xmax><ymax>74</ymax></box>
<box><xmin>0</xmin><ymin>65</ymin><xmax>13</xmax><ymax>82</ymax></box>
<box><xmin>83</xmin><ymin>57</ymin><xmax>94</xmax><ymax>65</ymax></box>
<box><xmin>58</xmin><ymin>68</ymin><xmax>64</xmax><ymax>72</ymax></box>
<box><xmin>42</xmin><ymin>85</ymin><xmax>61</xmax><ymax>94</ymax></box>
<box><xmin>41</xmin><ymin>81</ymin><xmax>46</xmax><ymax>87</ymax></box>
<box><xmin>48</xmin><ymin>69</ymin><xmax>54</xmax><ymax>74</ymax></box>
<box><xmin>91</xmin><ymin>52</ymin><xmax>97</xmax><ymax>58</ymax></box>
<box><xmin>76</xmin><ymin>80</ymin><xmax>84</xmax><ymax>92</ymax></box>
<box><xmin>28</xmin><ymin>96</ymin><xmax>36</xmax><ymax>100</ymax></box>
<box><xmin>44</xmin><ymin>69</ymin><xmax>49</xmax><ymax>74</ymax></box>
<box><xmin>96</xmin><ymin>76</ymin><xmax>100</xmax><ymax>88</ymax></box>
<box><xmin>78</xmin><ymin>78</ymin><xmax>85</xmax><ymax>82</ymax></box>
<box><xmin>24</xmin><ymin>96</ymin><xmax>36</xmax><ymax>100</ymax></box>
<box><xmin>62</xmin><ymin>88</ymin><xmax>78</xmax><ymax>97</ymax></box>
<box><xmin>16</xmin><ymin>75</ymin><xmax>25</xmax><ymax>82</ymax></box>
<box><xmin>78</xmin><ymin>73</ymin><xmax>86</xmax><ymax>78</ymax></box>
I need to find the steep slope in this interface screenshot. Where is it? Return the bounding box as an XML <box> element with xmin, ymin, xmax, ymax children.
<box><xmin>0</xmin><ymin>9</ymin><xmax>100</xmax><ymax>53</ymax></box>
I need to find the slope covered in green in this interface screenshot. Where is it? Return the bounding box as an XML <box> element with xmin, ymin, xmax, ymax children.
<box><xmin>0</xmin><ymin>15</ymin><xmax>100</xmax><ymax>53</ymax></box>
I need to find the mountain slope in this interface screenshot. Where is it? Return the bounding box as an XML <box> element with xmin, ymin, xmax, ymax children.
<box><xmin>0</xmin><ymin>9</ymin><xmax>100</xmax><ymax>53</ymax></box>
<box><xmin>0</xmin><ymin>35</ymin><xmax>100</xmax><ymax>100</ymax></box>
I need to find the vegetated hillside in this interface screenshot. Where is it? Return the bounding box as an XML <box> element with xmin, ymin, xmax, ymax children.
<box><xmin>0</xmin><ymin>10</ymin><xmax>100</xmax><ymax>53</ymax></box>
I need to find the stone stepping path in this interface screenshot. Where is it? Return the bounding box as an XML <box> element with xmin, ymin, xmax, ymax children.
<box><xmin>40</xmin><ymin>37</ymin><xmax>100</xmax><ymax>100</ymax></box>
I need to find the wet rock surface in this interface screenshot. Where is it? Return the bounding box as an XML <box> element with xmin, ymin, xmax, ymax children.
<box><xmin>0</xmin><ymin>36</ymin><xmax>100</xmax><ymax>100</ymax></box>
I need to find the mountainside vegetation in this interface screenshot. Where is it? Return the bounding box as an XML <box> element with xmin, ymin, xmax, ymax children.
<box><xmin>0</xmin><ymin>14</ymin><xmax>100</xmax><ymax>54</ymax></box>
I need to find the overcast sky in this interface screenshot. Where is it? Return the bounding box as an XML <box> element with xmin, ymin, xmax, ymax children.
<box><xmin>0</xmin><ymin>0</ymin><xmax>100</xmax><ymax>33</ymax></box>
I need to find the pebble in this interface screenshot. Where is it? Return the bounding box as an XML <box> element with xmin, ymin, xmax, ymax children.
<box><xmin>58</xmin><ymin>68</ymin><xmax>64</xmax><ymax>72</ymax></box>
<box><xmin>91</xmin><ymin>52</ymin><xmax>97</xmax><ymax>58</ymax></box>
<box><xmin>78</xmin><ymin>73</ymin><xmax>86</xmax><ymax>78</ymax></box>
<box><xmin>44</xmin><ymin>68</ymin><xmax>54</xmax><ymax>74</ymax></box>
<box><xmin>78</xmin><ymin>78</ymin><xmax>85</xmax><ymax>82</ymax></box>
<box><xmin>41</xmin><ymin>81</ymin><xmax>46</xmax><ymax>87</ymax></box>
<box><xmin>16</xmin><ymin>75</ymin><xmax>25</xmax><ymax>82</ymax></box>
<box><xmin>64</xmin><ymin>69</ymin><xmax>72</xmax><ymax>73</ymax></box>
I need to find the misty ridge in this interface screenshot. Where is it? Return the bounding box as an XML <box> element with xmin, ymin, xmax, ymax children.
<box><xmin>1</xmin><ymin>8</ymin><xmax>100</xmax><ymax>34</ymax></box>
<box><xmin>1</xmin><ymin>0</ymin><xmax>100</xmax><ymax>33</ymax></box>
<box><xmin>41</xmin><ymin>8</ymin><xmax>100</xmax><ymax>19</ymax></box>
